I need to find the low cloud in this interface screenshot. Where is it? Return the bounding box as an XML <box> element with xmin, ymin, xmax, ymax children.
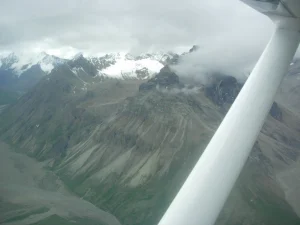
<box><xmin>171</xmin><ymin>20</ymin><xmax>277</xmax><ymax>85</ymax></box>
<box><xmin>156</xmin><ymin>85</ymin><xmax>201</xmax><ymax>95</ymax></box>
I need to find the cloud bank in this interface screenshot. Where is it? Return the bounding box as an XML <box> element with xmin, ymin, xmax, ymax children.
<box><xmin>0</xmin><ymin>0</ymin><xmax>273</xmax><ymax>58</ymax></box>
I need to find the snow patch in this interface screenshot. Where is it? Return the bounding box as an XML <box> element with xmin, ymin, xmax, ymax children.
<box><xmin>72</xmin><ymin>68</ymin><xmax>80</xmax><ymax>75</ymax></box>
<box><xmin>40</xmin><ymin>63</ymin><xmax>54</xmax><ymax>74</ymax></box>
<box><xmin>101</xmin><ymin>54</ymin><xmax>163</xmax><ymax>79</ymax></box>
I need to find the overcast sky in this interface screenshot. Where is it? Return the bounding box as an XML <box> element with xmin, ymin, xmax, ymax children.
<box><xmin>0</xmin><ymin>0</ymin><xmax>273</xmax><ymax>58</ymax></box>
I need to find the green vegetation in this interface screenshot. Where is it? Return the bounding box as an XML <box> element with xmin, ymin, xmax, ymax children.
<box><xmin>251</xmin><ymin>189</ymin><xmax>300</xmax><ymax>225</ymax></box>
<box><xmin>2</xmin><ymin>207</ymin><xmax>49</xmax><ymax>223</ymax></box>
<box><xmin>0</xmin><ymin>89</ymin><xmax>21</xmax><ymax>105</ymax></box>
<box><xmin>31</xmin><ymin>215</ymin><xmax>105</xmax><ymax>225</ymax></box>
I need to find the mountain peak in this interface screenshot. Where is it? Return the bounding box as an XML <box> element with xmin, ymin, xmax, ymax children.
<box><xmin>189</xmin><ymin>45</ymin><xmax>200</xmax><ymax>53</ymax></box>
<box><xmin>0</xmin><ymin>52</ymin><xmax>68</xmax><ymax>76</ymax></box>
<box><xmin>39</xmin><ymin>51</ymin><xmax>48</xmax><ymax>58</ymax></box>
<box><xmin>0</xmin><ymin>52</ymin><xmax>18</xmax><ymax>70</ymax></box>
<box><xmin>73</xmin><ymin>52</ymin><xmax>84</xmax><ymax>61</ymax></box>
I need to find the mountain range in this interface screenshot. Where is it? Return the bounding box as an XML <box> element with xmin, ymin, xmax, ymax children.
<box><xmin>0</xmin><ymin>51</ymin><xmax>177</xmax><ymax>94</ymax></box>
<box><xmin>1</xmin><ymin>46</ymin><xmax>300</xmax><ymax>225</ymax></box>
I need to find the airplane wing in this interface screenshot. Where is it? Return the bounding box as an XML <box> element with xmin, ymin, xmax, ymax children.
<box><xmin>241</xmin><ymin>0</ymin><xmax>300</xmax><ymax>18</ymax></box>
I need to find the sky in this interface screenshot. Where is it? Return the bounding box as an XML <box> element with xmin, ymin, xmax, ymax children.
<box><xmin>0</xmin><ymin>0</ymin><xmax>274</xmax><ymax>58</ymax></box>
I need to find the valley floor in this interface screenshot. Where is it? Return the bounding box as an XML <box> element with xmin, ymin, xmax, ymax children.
<box><xmin>0</xmin><ymin>141</ymin><xmax>121</xmax><ymax>225</ymax></box>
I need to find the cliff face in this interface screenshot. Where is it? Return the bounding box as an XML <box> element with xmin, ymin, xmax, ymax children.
<box><xmin>1</xmin><ymin>66</ymin><xmax>300</xmax><ymax>225</ymax></box>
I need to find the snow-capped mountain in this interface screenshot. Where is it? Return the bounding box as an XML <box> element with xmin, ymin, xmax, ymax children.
<box><xmin>68</xmin><ymin>51</ymin><xmax>176</xmax><ymax>80</ymax></box>
<box><xmin>0</xmin><ymin>51</ymin><xmax>176</xmax><ymax>78</ymax></box>
<box><xmin>0</xmin><ymin>50</ymin><xmax>178</xmax><ymax>93</ymax></box>
<box><xmin>95</xmin><ymin>52</ymin><xmax>166</xmax><ymax>79</ymax></box>
<box><xmin>0</xmin><ymin>52</ymin><xmax>67</xmax><ymax>76</ymax></box>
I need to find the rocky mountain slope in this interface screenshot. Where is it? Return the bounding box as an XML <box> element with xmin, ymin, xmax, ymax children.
<box><xmin>276</xmin><ymin>59</ymin><xmax>300</xmax><ymax>115</ymax></box>
<box><xmin>1</xmin><ymin>56</ymin><xmax>300</xmax><ymax>225</ymax></box>
<box><xmin>0</xmin><ymin>89</ymin><xmax>20</xmax><ymax>105</ymax></box>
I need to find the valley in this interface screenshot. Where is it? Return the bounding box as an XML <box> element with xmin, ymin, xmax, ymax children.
<box><xmin>1</xmin><ymin>49</ymin><xmax>300</xmax><ymax>225</ymax></box>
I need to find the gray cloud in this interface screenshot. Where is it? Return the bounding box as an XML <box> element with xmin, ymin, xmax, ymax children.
<box><xmin>171</xmin><ymin>21</ymin><xmax>274</xmax><ymax>85</ymax></box>
<box><xmin>0</xmin><ymin>0</ymin><xmax>274</xmax><ymax>58</ymax></box>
